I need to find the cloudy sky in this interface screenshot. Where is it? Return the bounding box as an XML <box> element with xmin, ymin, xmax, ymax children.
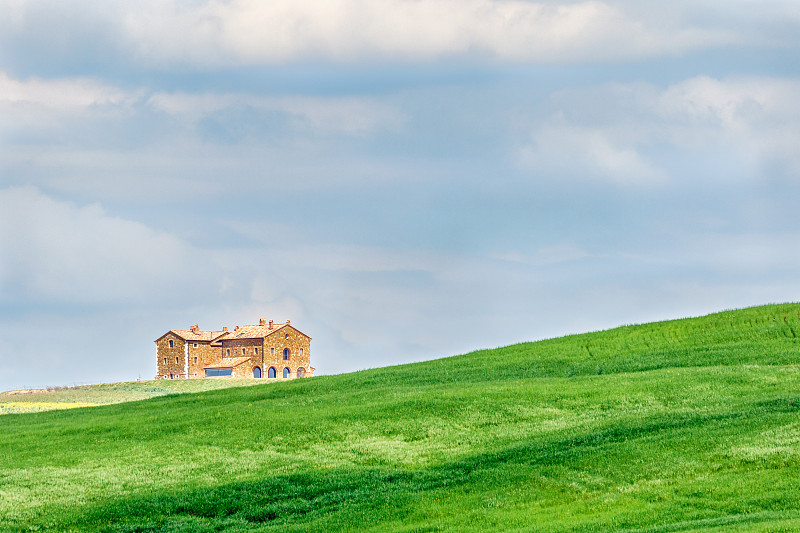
<box><xmin>2</xmin><ymin>1</ymin><xmax>800</xmax><ymax>391</ymax></box>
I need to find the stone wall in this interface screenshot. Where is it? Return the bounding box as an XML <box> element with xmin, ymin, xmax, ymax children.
<box><xmin>262</xmin><ymin>326</ymin><xmax>312</xmax><ymax>378</ymax></box>
<box><xmin>231</xmin><ymin>362</ymin><xmax>256</xmax><ymax>379</ymax></box>
<box><xmin>156</xmin><ymin>323</ymin><xmax>313</xmax><ymax>380</ymax></box>
<box><xmin>156</xmin><ymin>333</ymin><xmax>187</xmax><ymax>379</ymax></box>
<box><xmin>220</xmin><ymin>338</ymin><xmax>263</xmax><ymax>363</ymax></box>
<box><xmin>187</xmin><ymin>342</ymin><xmax>223</xmax><ymax>378</ymax></box>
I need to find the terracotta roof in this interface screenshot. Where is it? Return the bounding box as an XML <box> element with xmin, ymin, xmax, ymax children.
<box><xmin>224</xmin><ymin>323</ymin><xmax>311</xmax><ymax>340</ymax></box>
<box><xmin>227</xmin><ymin>323</ymin><xmax>287</xmax><ymax>339</ymax></box>
<box><xmin>203</xmin><ymin>357</ymin><xmax>251</xmax><ymax>369</ymax></box>
<box><xmin>156</xmin><ymin>320</ymin><xmax>310</xmax><ymax>344</ymax></box>
<box><xmin>169</xmin><ymin>329</ymin><xmax>228</xmax><ymax>342</ymax></box>
<box><xmin>210</xmin><ymin>337</ymin><xmax>226</xmax><ymax>347</ymax></box>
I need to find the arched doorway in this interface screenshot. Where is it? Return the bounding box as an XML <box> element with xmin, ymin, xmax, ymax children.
<box><xmin>253</xmin><ymin>366</ymin><xmax>262</xmax><ymax>378</ymax></box>
<box><xmin>268</xmin><ymin>367</ymin><xmax>277</xmax><ymax>378</ymax></box>
<box><xmin>283</xmin><ymin>367</ymin><xmax>291</xmax><ymax>378</ymax></box>
<box><xmin>296</xmin><ymin>367</ymin><xmax>306</xmax><ymax>378</ymax></box>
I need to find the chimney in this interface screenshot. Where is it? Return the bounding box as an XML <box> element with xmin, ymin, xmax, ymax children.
<box><xmin>234</xmin><ymin>325</ymin><xmax>239</xmax><ymax>331</ymax></box>
<box><xmin>286</xmin><ymin>319</ymin><xmax>290</xmax><ymax>326</ymax></box>
<box><xmin>259</xmin><ymin>318</ymin><xmax>266</xmax><ymax>326</ymax></box>
<box><xmin>222</xmin><ymin>327</ymin><xmax>228</xmax><ymax>332</ymax></box>
<box><xmin>190</xmin><ymin>324</ymin><xmax>199</xmax><ymax>334</ymax></box>
<box><xmin>268</xmin><ymin>320</ymin><xmax>273</xmax><ymax>329</ymax></box>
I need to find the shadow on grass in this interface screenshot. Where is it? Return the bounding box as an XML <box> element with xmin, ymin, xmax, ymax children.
<box><xmin>33</xmin><ymin>402</ymin><xmax>800</xmax><ymax>533</ymax></box>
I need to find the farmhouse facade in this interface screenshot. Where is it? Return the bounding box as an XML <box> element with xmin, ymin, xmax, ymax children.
<box><xmin>155</xmin><ymin>319</ymin><xmax>313</xmax><ymax>380</ymax></box>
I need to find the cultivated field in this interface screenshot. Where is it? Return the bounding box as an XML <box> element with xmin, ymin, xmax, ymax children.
<box><xmin>0</xmin><ymin>378</ymin><xmax>273</xmax><ymax>414</ymax></box>
<box><xmin>2</xmin><ymin>303</ymin><xmax>800</xmax><ymax>531</ymax></box>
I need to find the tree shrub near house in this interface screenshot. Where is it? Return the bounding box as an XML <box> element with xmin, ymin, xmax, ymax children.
<box><xmin>3</xmin><ymin>303</ymin><xmax>800</xmax><ymax>531</ymax></box>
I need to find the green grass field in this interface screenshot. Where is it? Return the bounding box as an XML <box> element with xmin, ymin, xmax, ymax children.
<box><xmin>2</xmin><ymin>303</ymin><xmax>800</xmax><ymax>532</ymax></box>
<box><xmin>0</xmin><ymin>378</ymin><xmax>275</xmax><ymax>415</ymax></box>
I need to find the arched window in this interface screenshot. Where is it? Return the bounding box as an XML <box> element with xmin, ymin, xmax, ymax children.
<box><xmin>253</xmin><ymin>366</ymin><xmax>262</xmax><ymax>378</ymax></box>
<box><xmin>283</xmin><ymin>367</ymin><xmax>291</xmax><ymax>378</ymax></box>
<box><xmin>296</xmin><ymin>367</ymin><xmax>306</xmax><ymax>378</ymax></box>
<box><xmin>268</xmin><ymin>367</ymin><xmax>277</xmax><ymax>378</ymax></box>
<box><xmin>283</xmin><ymin>348</ymin><xmax>290</xmax><ymax>360</ymax></box>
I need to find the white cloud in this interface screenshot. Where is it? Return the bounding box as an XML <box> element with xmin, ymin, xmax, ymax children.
<box><xmin>0</xmin><ymin>1</ymin><xmax>743</xmax><ymax>67</ymax></box>
<box><xmin>657</xmin><ymin>76</ymin><xmax>800</xmax><ymax>133</ymax></box>
<box><xmin>520</xmin><ymin>119</ymin><xmax>665</xmax><ymax>185</ymax></box>
<box><xmin>0</xmin><ymin>187</ymin><xmax>207</xmax><ymax>304</ymax></box>
<box><xmin>0</xmin><ymin>70</ymin><xmax>403</xmax><ymax>141</ymax></box>
<box><xmin>147</xmin><ymin>92</ymin><xmax>405</xmax><ymax>135</ymax></box>
<box><xmin>131</xmin><ymin>0</ymin><xmax>744</xmax><ymax>65</ymax></box>
<box><xmin>519</xmin><ymin>76</ymin><xmax>800</xmax><ymax>185</ymax></box>
<box><xmin>176</xmin><ymin>0</ymin><xmax>715</xmax><ymax>64</ymax></box>
<box><xmin>0</xmin><ymin>71</ymin><xmax>136</xmax><ymax>110</ymax></box>
<box><xmin>656</xmin><ymin>76</ymin><xmax>800</xmax><ymax>174</ymax></box>
<box><xmin>0</xmin><ymin>71</ymin><xmax>141</xmax><ymax>138</ymax></box>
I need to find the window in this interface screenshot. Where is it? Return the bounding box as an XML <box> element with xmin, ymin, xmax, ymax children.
<box><xmin>268</xmin><ymin>367</ymin><xmax>277</xmax><ymax>378</ymax></box>
<box><xmin>285</xmin><ymin>333</ymin><xmax>288</xmax><ymax>339</ymax></box>
<box><xmin>283</xmin><ymin>348</ymin><xmax>290</xmax><ymax>360</ymax></box>
<box><xmin>270</xmin><ymin>348</ymin><xmax>274</xmax><ymax>355</ymax></box>
<box><xmin>300</xmin><ymin>348</ymin><xmax>304</xmax><ymax>356</ymax></box>
<box><xmin>242</xmin><ymin>348</ymin><xmax>246</xmax><ymax>355</ymax></box>
<box><xmin>176</xmin><ymin>357</ymin><xmax>179</xmax><ymax>364</ymax></box>
<box><xmin>226</xmin><ymin>348</ymin><xmax>230</xmax><ymax>356</ymax></box>
<box><xmin>283</xmin><ymin>367</ymin><xmax>291</xmax><ymax>378</ymax></box>
<box><xmin>255</xmin><ymin>348</ymin><xmax>259</xmax><ymax>355</ymax></box>
<box><xmin>253</xmin><ymin>366</ymin><xmax>262</xmax><ymax>378</ymax></box>
<box><xmin>169</xmin><ymin>340</ymin><xmax>174</xmax><ymax>348</ymax></box>
<box><xmin>163</xmin><ymin>358</ymin><xmax>167</xmax><ymax>364</ymax></box>
<box><xmin>194</xmin><ymin>357</ymin><xmax>197</xmax><ymax>364</ymax></box>
<box><xmin>193</xmin><ymin>343</ymin><xmax>198</xmax><ymax>348</ymax></box>
<box><xmin>205</xmin><ymin>368</ymin><xmax>232</xmax><ymax>377</ymax></box>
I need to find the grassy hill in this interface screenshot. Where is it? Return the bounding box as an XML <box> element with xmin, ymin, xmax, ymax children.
<box><xmin>0</xmin><ymin>378</ymin><xmax>279</xmax><ymax>414</ymax></box>
<box><xmin>2</xmin><ymin>303</ymin><xmax>800</xmax><ymax>532</ymax></box>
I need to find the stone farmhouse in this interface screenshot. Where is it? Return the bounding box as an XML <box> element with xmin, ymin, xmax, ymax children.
<box><xmin>155</xmin><ymin>319</ymin><xmax>313</xmax><ymax>380</ymax></box>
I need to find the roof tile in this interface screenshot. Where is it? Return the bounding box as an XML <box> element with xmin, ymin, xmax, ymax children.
<box><xmin>170</xmin><ymin>330</ymin><xmax>227</xmax><ymax>342</ymax></box>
